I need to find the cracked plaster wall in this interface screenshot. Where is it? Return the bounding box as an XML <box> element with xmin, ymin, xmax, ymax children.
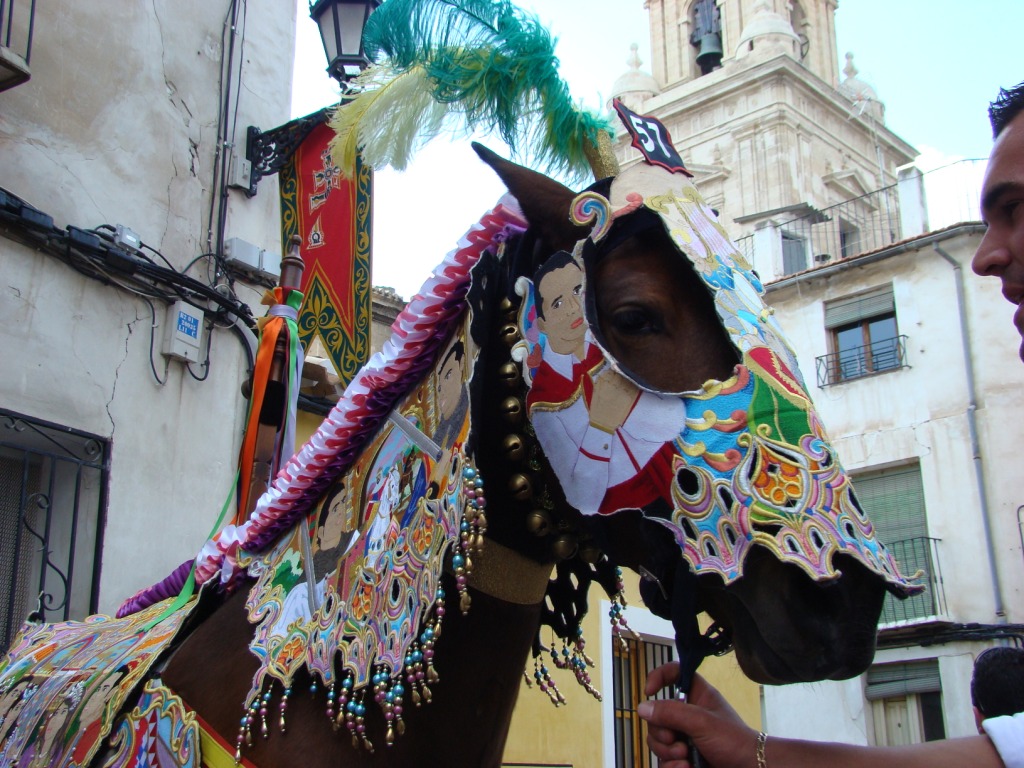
<box><xmin>0</xmin><ymin>0</ymin><xmax>297</xmax><ymax>612</ymax></box>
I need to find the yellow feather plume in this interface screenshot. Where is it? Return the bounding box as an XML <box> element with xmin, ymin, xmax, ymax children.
<box><xmin>329</xmin><ymin>64</ymin><xmax>448</xmax><ymax>178</ymax></box>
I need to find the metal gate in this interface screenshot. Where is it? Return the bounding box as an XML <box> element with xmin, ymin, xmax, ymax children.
<box><xmin>0</xmin><ymin>409</ymin><xmax>109</xmax><ymax>650</ymax></box>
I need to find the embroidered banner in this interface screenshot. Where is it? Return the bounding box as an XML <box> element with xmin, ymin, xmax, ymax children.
<box><xmin>280</xmin><ymin>120</ymin><xmax>372</xmax><ymax>386</ymax></box>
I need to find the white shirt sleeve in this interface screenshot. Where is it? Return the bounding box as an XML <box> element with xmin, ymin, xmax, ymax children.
<box><xmin>984</xmin><ymin>711</ymin><xmax>1024</xmax><ymax>768</ymax></box>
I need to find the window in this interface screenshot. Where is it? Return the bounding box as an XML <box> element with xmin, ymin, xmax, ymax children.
<box><xmin>613</xmin><ymin>636</ymin><xmax>674</xmax><ymax>768</ymax></box>
<box><xmin>0</xmin><ymin>410</ymin><xmax>108</xmax><ymax>648</ymax></box>
<box><xmin>817</xmin><ymin>286</ymin><xmax>908</xmax><ymax>385</ymax></box>
<box><xmin>866</xmin><ymin>660</ymin><xmax>946</xmax><ymax>745</ymax></box>
<box><xmin>781</xmin><ymin>231</ymin><xmax>807</xmax><ymax>275</ymax></box>
<box><xmin>851</xmin><ymin>464</ymin><xmax>944</xmax><ymax>623</ymax></box>
<box><xmin>839</xmin><ymin>218</ymin><xmax>861</xmax><ymax>258</ymax></box>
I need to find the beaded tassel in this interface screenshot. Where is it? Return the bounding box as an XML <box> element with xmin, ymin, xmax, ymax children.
<box><xmin>608</xmin><ymin>568</ymin><xmax>640</xmax><ymax>646</ymax></box>
<box><xmin>459</xmin><ymin>463</ymin><xmax>488</xmax><ymax>614</ymax></box>
<box><xmin>404</xmin><ymin>643</ymin><xmax>426</xmax><ymax>706</ymax></box>
<box><xmin>279</xmin><ymin>685</ymin><xmax>291</xmax><ymax>733</ymax></box>
<box><xmin>235</xmin><ymin>695</ymin><xmax>260</xmax><ymax>761</ymax></box>
<box><xmin>335</xmin><ymin>676</ymin><xmax>352</xmax><ymax>732</ymax></box>
<box><xmin>258</xmin><ymin>689</ymin><xmax>272</xmax><ymax>738</ymax></box>
<box><xmin>533</xmin><ymin>656</ymin><xmax>565</xmax><ymax>706</ymax></box>
<box><xmin>326</xmin><ymin>682</ymin><xmax>337</xmax><ymax>723</ymax></box>
<box><xmin>343</xmin><ymin>689</ymin><xmax>372</xmax><ymax>752</ymax></box>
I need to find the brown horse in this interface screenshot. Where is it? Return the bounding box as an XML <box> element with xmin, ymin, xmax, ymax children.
<box><xmin>0</xmin><ymin>128</ymin><xmax>918</xmax><ymax>768</ymax></box>
<box><xmin>153</xmin><ymin>145</ymin><xmax>907</xmax><ymax>768</ymax></box>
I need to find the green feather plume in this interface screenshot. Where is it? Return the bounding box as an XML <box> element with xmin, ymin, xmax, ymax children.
<box><xmin>329</xmin><ymin>0</ymin><xmax>613</xmax><ymax>183</ymax></box>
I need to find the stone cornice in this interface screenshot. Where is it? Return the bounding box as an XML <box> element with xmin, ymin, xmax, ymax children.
<box><xmin>636</xmin><ymin>53</ymin><xmax>917</xmax><ymax>162</ymax></box>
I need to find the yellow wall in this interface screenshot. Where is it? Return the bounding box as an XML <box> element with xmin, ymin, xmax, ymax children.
<box><xmin>503</xmin><ymin>575</ymin><xmax>761</xmax><ymax>767</ymax></box>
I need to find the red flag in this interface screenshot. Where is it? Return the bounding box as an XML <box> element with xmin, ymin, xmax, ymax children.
<box><xmin>280</xmin><ymin>120</ymin><xmax>371</xmax><ymax>385</ymax></box>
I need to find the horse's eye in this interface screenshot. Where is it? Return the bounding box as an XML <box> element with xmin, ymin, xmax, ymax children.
<box><xmin>609</xmin><ymin>307</ymin><xmax>661</xmax><ymax>335</ymax></box>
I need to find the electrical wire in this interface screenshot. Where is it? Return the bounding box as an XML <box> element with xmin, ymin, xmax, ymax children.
<box><xmin>140</xmin><ymin>296</ymin><xmax>168</xmax><ymax>386</ymax></box>
<box><xmin>187</xmin><ymin>318</ymin><xmax>216</xmax><ymax>382</ymax></box>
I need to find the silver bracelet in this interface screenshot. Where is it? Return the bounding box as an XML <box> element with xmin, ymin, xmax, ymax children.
<box><xmin>756</xmin><ymin>731</ymin><xmax>768</xmax><ymax>768</ymax></box>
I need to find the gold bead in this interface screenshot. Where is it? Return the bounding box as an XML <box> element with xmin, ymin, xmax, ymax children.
<box><xmin>503</xmin><ymin>433</ymin><xmax>526</xmax><ymax>462</ymax></box>
<box><xmin>526</xmin><ymin>509</ymin><xmax>552</xmax><ymax>536</ymax></box>
<box><xmin>500</xmin><ymin>397</ymin><xmax>524</xmax><ymax>425</ymax></box>
<box><xmin>552</xmin><ymin>534</ymin><xmax>578</xmax><ymax>560</ymax></box>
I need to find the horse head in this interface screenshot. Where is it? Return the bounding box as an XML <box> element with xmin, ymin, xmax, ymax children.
<box><xmin>470</xmin><ymin>130</ymin><xmax>920</xmax><ymax>686</ymax></box>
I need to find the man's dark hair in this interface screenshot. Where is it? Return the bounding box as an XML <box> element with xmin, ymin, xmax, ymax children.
<box><xmin>971</xmin><ymin>646</ymin><xmax>1024</xmax><ymax>718</ymax></box>
<box><xmin>532</xmin><ymin>250</ymin><xmax>580</xmax><ymax>319</ymax></box>
<box><xmin>439</xmin><ymin>338</ymin><xmax>464</xmax><ymax>371</ymax></box>
<box><xmin>990</xmin><ymin>82</ymin><xmax>1024</xmax><ymax>138</ymax></box>
<box><xmin>317</xmin><ymin>480</ymin><xmax>346</xmax><ymax>531</ymax></box>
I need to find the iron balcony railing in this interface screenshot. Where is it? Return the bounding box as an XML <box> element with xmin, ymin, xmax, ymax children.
<box><xmin>0</xmin><ymin>0</ymin><xmax>35</xmax><ymax>91</ymax></box>
<box><xmin>880</xmin><ymin>536</ymin><xmax>947</xmax><ymax>625</ymax></box>
<box><xmin>815</xmin><ymin>334</ymin><xmax>909</xmax><ymax>386</ymax></box>
<box><xmin>733</xmin><ymin>159</ymin><xmax>987</xmax><ymax>269</ymax></box>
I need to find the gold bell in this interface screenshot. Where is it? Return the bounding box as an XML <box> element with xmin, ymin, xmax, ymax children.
<box><xmin>500</xmin><ymin>397</ymin><xmax>524</xmax><ymax>425</ymax></box>
<box><xmin>502</xmin><ymin>433</ymin><xmax>526</xmax><ymax>462</ymax></box>
<box><xmin>508</xmin><ymin>473</ymin><xmax>533</xmax><ymax>501</ymax></box>
<box><xmin>552</xmin><ymin>534</ymin><xmax>579</xmax><ymax>560</ymax></box>
<box><xmin>499</xmin><ymin>323</ymin><xmax>520</xmax><ymax>346</ymax></box>
<box><xmin>498</xmin><ymin>361</ymin><xmax>520</xmax><ymax>388</ymax></box>
<box><xmin>526</xmin><ymin>509</ymin><xmax>552</xmax><ymax>536</ymax></box>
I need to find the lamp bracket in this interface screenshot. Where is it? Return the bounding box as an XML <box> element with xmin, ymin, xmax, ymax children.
<box><xmin>244</xmin><ymin>108</ymin><xmax>331</xmax><ymax>197</ymax></box>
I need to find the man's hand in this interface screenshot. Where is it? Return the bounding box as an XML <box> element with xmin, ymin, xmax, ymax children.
<box><xmin>588</xmin><ymin>368</ymin><xmax>638</xmax><ymax>432</ymax></box>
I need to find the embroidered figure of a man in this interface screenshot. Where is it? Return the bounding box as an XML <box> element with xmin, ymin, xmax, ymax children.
<box><xmin>526</xmin><ymin>251</ymin><xmax>685</xmax><ymax>516</ymax></box>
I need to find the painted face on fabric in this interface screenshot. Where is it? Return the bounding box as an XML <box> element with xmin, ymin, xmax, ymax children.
<box><xmin>536</xmin><ymin>262</ymin><xmax>586</xmax><ymax>357</ymax></box>
<box><xmin>437</xmin><ymin>345</ymin><xmax>465</xmax><ymax>420</ymax></box>
<box><xmin>318</xmin><ymin>487</ymin><xmax>349</xmax><ymax>550</ymax></box>
<box><xmin>974</xmin><ymin>111</ymin><xmax>1024</xmax><ymax>361</ymax></box>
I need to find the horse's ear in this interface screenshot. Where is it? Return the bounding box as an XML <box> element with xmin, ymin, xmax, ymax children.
<box><xmin>472</xmin><ymin>143</ymin><xmax>588</xmax><ymax>253</ymax></box>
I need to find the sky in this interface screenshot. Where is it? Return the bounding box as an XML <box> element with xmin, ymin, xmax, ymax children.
<box><xmin>291</xmin><ymin>0</ymin><xmax>1022</xmax><ymax>300</ymax></box>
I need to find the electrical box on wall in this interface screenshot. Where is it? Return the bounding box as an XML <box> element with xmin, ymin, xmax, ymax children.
<box><xmin>162</xmin><ymin>300</ymin><xmax>205</xmax><ymax>363</ymax></box>
<box><xmin>224</xmin><ymin>237</ymin><xmax>281</xmax><ymax>279</ymax></box>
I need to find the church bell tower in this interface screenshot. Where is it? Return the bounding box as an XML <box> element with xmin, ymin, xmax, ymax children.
<box><xmin>613</xmin><ymin>0</ymin><xmax>917</xmax><ymax>281</ymax></box>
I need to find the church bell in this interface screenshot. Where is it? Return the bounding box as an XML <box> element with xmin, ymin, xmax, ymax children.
<box><xmin>695</xmin><ymin>32</ymin><xmax>723</xmax><ymax>73</ymax></box>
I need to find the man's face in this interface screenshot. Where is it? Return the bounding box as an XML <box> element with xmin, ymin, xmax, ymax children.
<box><xmin>537</xmin><ymin>263</ymin><xmax>585</xmax><ymax>355</ymax></box>
<box><xmin>318</xmin><ymin>491</ymin><xmax>348</xmax><ymax>550</ymax></box>
<box><xmin>437</xmin><ymin>348</ymin><xmax>465</xmax><ymax>420</ymax></box>
<box><xmin>974</xmin><ymin>111</ymin><xmax>1024</xmax><ymax>360</ymax></box>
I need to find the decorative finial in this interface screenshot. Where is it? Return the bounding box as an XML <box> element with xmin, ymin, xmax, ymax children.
<box><xmin>843</xmin><ymin>52</ymin><xmax>858</xmax><ymax>79</ymax></box>
<box><xmin>626</xmin><ymin>43</ymin><xmax>642</xmax><ymax>72</ymax></box>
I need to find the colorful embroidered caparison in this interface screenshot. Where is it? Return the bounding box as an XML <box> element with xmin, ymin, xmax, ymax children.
<box><xmin>100</xmin><ymin>679</ymin><xmax>200</xmax><ymax>768</ymax></box>
<box><xmin>512</xmin><ymin>109</ymin><xmax>921</xmax><ymax>595</ymax></box>
<box><xmin>0</xmin><ymin>597</ymin><xmax>196</xmax><ymax>768</ymax></box>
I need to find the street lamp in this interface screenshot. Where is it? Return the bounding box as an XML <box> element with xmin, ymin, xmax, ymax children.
<box><xmin>309</xmin><ymin>0</ymin><xmax>382</xmax><ymax>85</ymax></box>
<box><xmin>243</xmin><ymin>0</ymin><xmax>380</xmax><ymax>196</ymax></box>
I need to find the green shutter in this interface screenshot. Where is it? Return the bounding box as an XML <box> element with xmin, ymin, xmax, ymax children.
<box><xmin>850</xmin><ymin>465</ymin><xmax>927</xmax><ymax>543</ymax></box>
<box><xmin>824</xmin><ymin>286</ymin><xmax>895</xmax><ymax>329</ymax></box>
<box><xmin>865</xmin><ymin>660</ymin><xmax>941</xmax><ymax>700</ymax></box>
